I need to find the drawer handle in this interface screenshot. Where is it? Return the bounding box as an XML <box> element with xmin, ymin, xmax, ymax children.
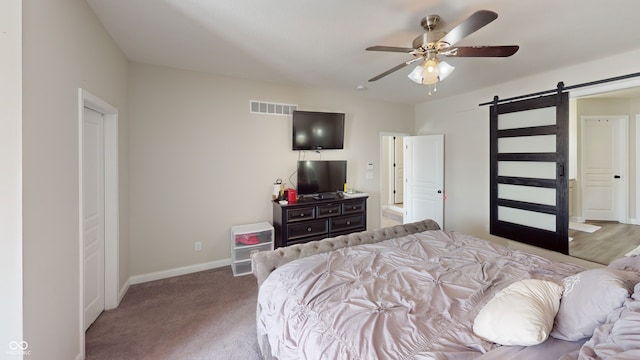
<box><xmin>300</xmin><ymin>213</ymin><xmax>305</xmax><ymax>217</ymax></box>
<box><xmin>328</xmin><ymin>210</ymin><xmax>333</xmax><ymax>213</ymax></box>
<box><xmin>346</xmin><ymin>221</ymin><xmax>351</xmax><ymax>225</ymax></box>
<box><xmin>307</xmin><ymin>226</ymin><xmax>312</xmax><ymax>232</ymax></box>
<box><xmin>351</xmin><ymin>206</ymin><xmax>356</xmax><ymax>210</ymax></box>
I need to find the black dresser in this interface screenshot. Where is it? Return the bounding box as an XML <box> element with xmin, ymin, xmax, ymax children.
<box><xmin>272</xmin><ymin>195</ymin><xmax>368</xmax><ymax>248</ymax></box>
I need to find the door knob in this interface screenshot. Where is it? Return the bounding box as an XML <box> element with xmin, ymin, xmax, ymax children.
<box><xmin>437</xmin><ymin>190</ymin><xmax>442</xmax><ymax>194</ymax></box>
<box><xmin>614</xmin><ymin>175</ymin><xmax>621</xmax><ymax>179</ymax></box>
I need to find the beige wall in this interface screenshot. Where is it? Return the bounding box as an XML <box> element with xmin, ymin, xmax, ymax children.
<box><xmin>415</xmin><ymin>48</ymin><xmax>640</xmax><ymax>264</ymax></box>
<box><xmin>22</xmin><ymin>0</ymin><xmax>129</xmax><ymax>358</ymax></box>
<box><xmin>127</xmin><ymin>62</ymin><xmax>415</xmax><ymax>276</ymax></box>
<box><xmin>1</xmin><ymin>0</ymin><xmax>23</xmax><ymax>353</ymax></box>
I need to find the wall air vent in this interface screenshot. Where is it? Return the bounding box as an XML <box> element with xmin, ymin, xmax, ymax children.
<box><xmin>250</xmin><ymin>100</ymin><xmax>297</xmax><ymax>116</ymax></box>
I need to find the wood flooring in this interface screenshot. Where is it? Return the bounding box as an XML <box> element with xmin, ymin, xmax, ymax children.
<box><xmin>569</xmin><ymin>221</ymin><xmax>640</xmax><ymax>265</ymax></box>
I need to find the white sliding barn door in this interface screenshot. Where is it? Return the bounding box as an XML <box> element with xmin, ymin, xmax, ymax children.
<box><xmin>403</xmin><ymin>135</ymin><xmax>444</xmax><ymax>227</ymax></box>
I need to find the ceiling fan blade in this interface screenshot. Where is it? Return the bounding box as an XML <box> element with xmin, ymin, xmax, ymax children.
<box><xmin>438</xmin><ymin>10</ymin><xmax>498</xmax><ymax>47</ymax></box>
<box><xmin>366</xmin><ymin>45</ymin><xmax>415</xmax><ymax>53</ymax></box>
<box><xmin>368</xmin><ymin>58</ymin><xmax>422</xmax><ymax>82</ymax></box>
<box><xmin>444</xmin><ymin>45</ymin><xmax>519</xmax><ymax>57</ymax></box>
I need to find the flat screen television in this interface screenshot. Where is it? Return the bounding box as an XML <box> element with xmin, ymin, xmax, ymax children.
<box><xmin>292</xmin><ymin>110</ymin><xmax>345</xmax><ymax>150</ymax></box>
<box><xmin>297</xmin><ymin>160</ymin><xmax>347</xmax><ymax>196</ymax></box>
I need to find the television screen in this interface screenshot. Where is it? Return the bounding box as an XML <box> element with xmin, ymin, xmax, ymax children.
<box><xmin>297</xmin><ymin>160</ymin><xmax>347</xmax><ymax>195</ymax></box>
<box><xmin>292</xmin><ymin>111</ymin><xmax>345</xmax><ymax>150</ymax></box>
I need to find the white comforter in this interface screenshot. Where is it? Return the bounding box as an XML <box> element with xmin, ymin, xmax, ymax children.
<box><xmin>257</xmin><ymin>230</ymin><xmax>583</xmax><ymax>360</ymax></box>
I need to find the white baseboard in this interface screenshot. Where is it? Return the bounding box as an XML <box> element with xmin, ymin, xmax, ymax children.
<box><xmin>117</xmin><ymin>278</ymin><xmax>130</xmax><ymax>305</ymax></box>
<box><xmin>104</xmin><ymin>278</ymin><xmax>130</xmax><ymax>311</ymax></box>
<box><xmin>571</xmin><ymin>217</ymin><xmax>639</xmax><ymax>225</ymax></box>
<box><xmin>129</xmin><ymin>258</ymin><xmax>231</xmax><ymax>285</ymax></box>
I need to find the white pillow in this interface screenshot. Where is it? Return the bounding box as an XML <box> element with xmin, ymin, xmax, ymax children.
<box><xmin>473</xmin><ymin>279</ymin><xmax>563</xmax><ymax>346</ymax></box>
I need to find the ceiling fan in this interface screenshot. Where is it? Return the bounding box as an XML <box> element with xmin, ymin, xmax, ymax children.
<box><xmin>366</xmin><ymin>10</ymin><xmax>519</xmax><ymax>93</ymax></box>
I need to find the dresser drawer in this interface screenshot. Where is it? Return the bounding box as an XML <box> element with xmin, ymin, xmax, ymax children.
<box><xmin>286</xmin><ymin>206</ymin><xmax>315</xmax><ymax>222</ymax></box>
<box><xmin>330</xmin><ymin>214</ymin><xmax>364</xmax><ymax>232</ymax></box>
<box><xmin>342</xmin><ymin>200</ymin><xmax>365</xmax><ymax>214</ymax></box>
<box><xmin>316</xmin><ymin>203</ymin><xmax>341</xmax><ymax>218</ymax></box>
<box><xmin>287</xmin><ymin>219</ymin><xmax>328</xmax><ymax>240</ymax></box>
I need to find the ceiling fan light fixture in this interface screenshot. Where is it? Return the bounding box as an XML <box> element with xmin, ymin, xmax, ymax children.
<box><xmin>407</xmin><ymin>62</ymin><xmax>439</xmax><ymax>84</ymax></box>
<box><xmin>408</xmin><ymin>65</ymin><xmax>424</xmax><ymax>84</ymax></box>
<box><xmin>408</xmin><ymin>59</ymin><xmax>456</xmax><ymax>85</ymax></box>
<box><xmin>422</xmin><ymin>71</ymin><xmax>439</xmax><ymax>84</ymax></box>
<box><xmin>438</xmin><ymin>60</ymin><xmax>455</xmax><ymax>81</ymax></box>
<box><xmin>422</xmin><ymin>59</ymin><xmax>440</xmax><ymax>84</ymax></box>
<box><xmin>424</xmin><ymin>59</ymin><xmax>438</xmax><ymax>73</ymax></box>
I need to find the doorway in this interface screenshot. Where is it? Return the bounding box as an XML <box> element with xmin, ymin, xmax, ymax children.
<box><xmin>390</xmin><ymin>136</ymin><xmax>404</xmax><ymax>205</ymax></box>
<box><xmin>79</xmin><ymin>89</ymin><xmax>119</xmax><ymax>353</ymax></box>
<box><xmin>568</xmin><ymin>79</ymin><xmax>640</xmax><ymax>264</ymax></box>
<box><xmin>380</xmin><ymin>133</ymin><xmax>408</xmax><ymax>227</ymax></box>
<box><xmin>381</xmin><ymin>133</ymin><xmax>407</xmax><ymax>227</ymax></box>
<box><xmin>380</xmin><ymin>133</ymin><xmax>445</xmax><ymax>228</ymax></box>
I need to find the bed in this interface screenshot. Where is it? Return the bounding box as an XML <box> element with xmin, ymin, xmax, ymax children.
<box><xmin>252</xmin><ymin>220</ymin><xmax>640</xmax><ymax>360</ymax></box>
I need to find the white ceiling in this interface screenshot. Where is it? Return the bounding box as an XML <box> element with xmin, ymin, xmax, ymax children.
<box><xmin>86</xmin><ymin>0</ymin><xmax>640</xmax><ymax>104</ymax></box>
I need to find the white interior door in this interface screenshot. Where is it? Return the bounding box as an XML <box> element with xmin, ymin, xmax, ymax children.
<box><xmin>394</xmin><ymin>136</ymin><xmax>404</xmax><ymax>204</ymax></box>
<box><xmin>582</xmin><ymin>116</ymin><xmax>627</xmax><ymax>222</ymax></box>
<box><xmin>403</xmin><ymin>135</ymin><xmax>444</xmax><ymax>227</ymax></box>
<box><xmin>83</xmin><ymin>107</ymin><xmax>105</xmax><ymax>330</ymax></box>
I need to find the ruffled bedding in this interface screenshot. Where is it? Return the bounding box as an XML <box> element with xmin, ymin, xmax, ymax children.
<box><xmin>568</xmin><ymin>283</ymin><xmax>640</xmax><ymax>360</ymax></box>
<box><xmin>257</xmin><ymin>230</ymin><xmax>601</xmax><ymax>359</ymax></box>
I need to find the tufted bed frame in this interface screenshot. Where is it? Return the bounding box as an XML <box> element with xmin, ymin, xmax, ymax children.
<box><xmin>251</xmin><ymin>219</ymin><xmax>441</xmax><ymax>359</ymax></box>
<box><xmin>251</xmin><ymin>219</ymin><xmax>441</xmax><ymax>287</ymax></box>
<box><xmin>251</xmin><ymin>220</ymin><xmax>640</xmax><ymax>360</ymax></box>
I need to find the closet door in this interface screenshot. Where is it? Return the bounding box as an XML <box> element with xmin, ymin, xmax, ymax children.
<box><xmin>490</xmin><ymin>93</ymin><xmax>569</xmax><ymax>254</ymax></box>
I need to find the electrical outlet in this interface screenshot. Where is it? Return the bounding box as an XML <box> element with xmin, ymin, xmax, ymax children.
<box><xmin>195</xmin><ymin>241</ymin><xmax>202</xmax><ymax>251</ymax></box>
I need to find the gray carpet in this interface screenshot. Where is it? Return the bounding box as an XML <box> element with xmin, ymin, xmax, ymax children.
<box><xmin>86</xmin><ymin>267</ymin><xmax>262</xmax><ymax>359</ymax></box>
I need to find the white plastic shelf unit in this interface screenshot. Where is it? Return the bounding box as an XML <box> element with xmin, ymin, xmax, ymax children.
<box><xmin>230</xmin><ymin>222</ymin><xmax>274</xmax><ymax>276</ymax></box>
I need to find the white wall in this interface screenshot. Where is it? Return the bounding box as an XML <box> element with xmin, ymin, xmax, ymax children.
<box><xmin>127</xmin><ymin>62</ymin><xmax>414</xmax><ymax>277</ymax></box>
<box><xmin>415</xmin><ymin>48</ymin><xmax>640</xmax><ymax>264</ymax></box>
<box><xmin>22</xmin><ymin>0</ymin><xmax>129</xmax><ymax>358</ymax></box>
<box><xmin>1</xmin><ymin>1</ymin><xmax>23</xmax><ymax>358</ymax></box>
